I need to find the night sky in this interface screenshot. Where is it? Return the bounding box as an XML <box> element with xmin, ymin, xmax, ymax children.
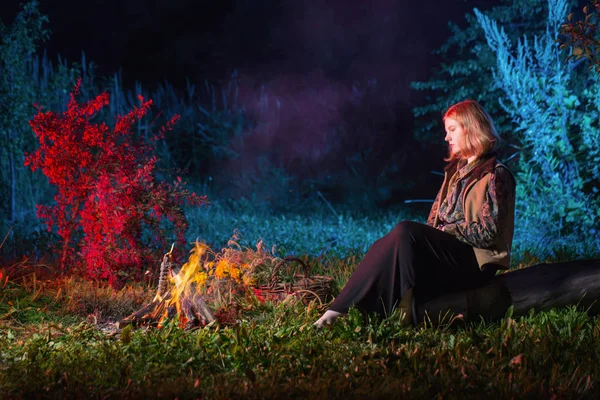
<box><xmin>1</xmin><ymin>0</ymin><xmax>504</xmax><ymax>204</ymax></box>
<box><xmin>1</xmin><ymin>0</ymin><xmax>500</xmax><ymax>94</ymax></box>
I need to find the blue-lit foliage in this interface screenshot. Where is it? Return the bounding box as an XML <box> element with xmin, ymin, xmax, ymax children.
<box><xmin>411</xmin><ymin>0</ymin><xmax>552</xmax><ymax>145</ymax></box>
<box><xmin>0</xmin><ymin>1</ymin><xmax>76</xmax><ymax>228</ymax></box>
<box><xmin>476</xmin><ymin>0</ymin><xmax>600</xmax><ymax>258</ymax></box>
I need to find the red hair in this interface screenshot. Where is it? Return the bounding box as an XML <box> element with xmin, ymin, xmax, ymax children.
<box><xmin>443</xmin><ymin>100</ymin><xmax>500</xmax><ymax>162</ymax></box>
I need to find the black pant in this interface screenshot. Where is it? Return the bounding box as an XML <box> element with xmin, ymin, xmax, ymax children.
<box><xmin>329</xmin><ymin>220</ymin><xmax>496</xmax><ymax>318</ymax></box>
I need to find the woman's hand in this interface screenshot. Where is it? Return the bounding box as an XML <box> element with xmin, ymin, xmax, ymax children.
<box><xmin>440</xmin><ymin>224</ymin><xmax>458</xmax><ymax>235</ymax></box>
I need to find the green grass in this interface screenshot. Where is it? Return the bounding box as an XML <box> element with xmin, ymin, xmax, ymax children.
<box><xmin>1</xmin><ymin>204</ymin><xmax>600</xmax><ymax>398</ymax></box>
<box><xmin>1</xmin><ymin>282</ymin><xmax>599</xmax><ymax>398</ymax></box>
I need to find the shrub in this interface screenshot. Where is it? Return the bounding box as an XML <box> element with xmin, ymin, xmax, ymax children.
<box><xmin>25</xmin><ymin>82</ymin><xmax>207</xmax><ymax>286</ymax></box>
<box><xmin>475</xmin><ymin>0</ymin><xmax>600</xmax><ymax>257</ymax></box>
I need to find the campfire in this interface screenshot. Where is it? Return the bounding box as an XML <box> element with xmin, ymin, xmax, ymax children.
<box><xmin>118</xmin><ymin>238</ymin><xmax>335</xmax><ymax>329</ymax></box>
<box><xmin>117</xmin><ymin>243</ymin><xmax>216</xmax><ymax>329</ymax></box>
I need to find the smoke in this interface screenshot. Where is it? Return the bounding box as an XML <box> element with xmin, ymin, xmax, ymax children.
<box><xmin>217</xmin><ymin>0</ymin><xmax>434</xmax><ymax>185</ymax></box>
<box><xmin>237</xmin><ymin>70</ymin><xmax>351</xmax><ymax>164</ymax></box>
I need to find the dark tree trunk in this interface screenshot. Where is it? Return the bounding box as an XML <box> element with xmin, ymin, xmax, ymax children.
<box><xmin>414</xmin><ymin>259</ymin><xmax>600</xmax><ymax>325</ymax></box>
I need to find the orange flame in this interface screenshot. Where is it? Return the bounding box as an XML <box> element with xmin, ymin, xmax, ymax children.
<box><xmin>154</xmin><ymin>241</ymin><xmax>210</xmax><ymax>327</ymax></box>
<box><xmin>151</xmin><ymin>234</ymin><xmax>279</xmax><ymax>328</ymax></box>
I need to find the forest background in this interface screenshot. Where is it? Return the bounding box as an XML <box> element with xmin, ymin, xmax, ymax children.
<box><xmin>1</xmin><ymin>0</ymin><xmax>599</xmax><ymax>282</ymax></box>
<box><xmin>3</xmin><ymin>0</ymin><xmax>600</xmax><ymax>397</ymax></box>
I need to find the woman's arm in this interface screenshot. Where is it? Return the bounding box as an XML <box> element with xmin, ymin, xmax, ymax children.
<box><xmin>442</xmin><ymin>167</ymin><xmax>515</xmax><ymax>248</ymax></box>
<box><xmin>426</xmin><ymin>189</ymin><xmax>442</xmax><ymax>227</ymax></box>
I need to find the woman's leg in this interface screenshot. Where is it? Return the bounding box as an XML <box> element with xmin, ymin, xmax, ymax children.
<box><xmin>317</xmin><ymin>220</ymin><xmax>492</xmax><ymax>326</ymax></box>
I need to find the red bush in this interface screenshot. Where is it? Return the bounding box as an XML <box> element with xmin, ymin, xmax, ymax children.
<box><xmin>25</xmin><ymin>82</ymin><xmax>207</xmax><ymax>287</ymax></box>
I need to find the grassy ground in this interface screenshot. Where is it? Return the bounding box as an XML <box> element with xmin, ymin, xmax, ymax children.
<box><xmin>1</xmin><ymin>204</ymin><xmax>599</xmax><ymax>398</ymax></box>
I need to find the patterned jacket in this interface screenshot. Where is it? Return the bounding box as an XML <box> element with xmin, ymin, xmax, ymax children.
<box><xmin>426</xmin><ymin>151</ymin><xmax>516</xmax><ymax>271</ymax></box>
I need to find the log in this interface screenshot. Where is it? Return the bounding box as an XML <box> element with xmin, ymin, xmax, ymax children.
<box><xmin>116</xmin><ymin>249</ymin><xmax>217</xmax><ymax>329</ymax></box>
<box><xmin>414</xmin><ymin>259</ymin><xmax>600</xmax><ymax>325</ymax></box>
<box><xmin>179</xmin><ymin>282</ymin><xmax>217</xmax><ymax>327</ymax></box>
<box><xmin>117</xmin><ymin>278</ymin><xmax>216</xmax><ymax>329</ymax></box>
<box><xmin>116</xmin><ymin>296</ymin><xmax>170</xmax><ymax>328</ymax></box>
<box><xmin>116</xmin><ymin>291</ymin><xmax>216</xmax><ymax>329</ymax></box>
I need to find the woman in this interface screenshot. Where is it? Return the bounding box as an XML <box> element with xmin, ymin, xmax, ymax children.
<box><xmin>315</xmin><ymin>100</ymin><xmax>516</xmax><ymax>328</ymax></box>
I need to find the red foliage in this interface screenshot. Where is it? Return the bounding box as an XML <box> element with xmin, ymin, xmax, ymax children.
<box><xmin>25</xmin><ymin>81</ymin><xmax>208</xmax><ymax>287</ymax></box>
<box><xmin>560</xmin><ymin>1</ymin><xmax>600</xmax><ymax>72</ymax></box>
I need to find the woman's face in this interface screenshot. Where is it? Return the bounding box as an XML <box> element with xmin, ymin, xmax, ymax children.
<box><xmin>444</xmin><ymin>117</ymin><xmax>466</xmax><ymax>158</ymax></box>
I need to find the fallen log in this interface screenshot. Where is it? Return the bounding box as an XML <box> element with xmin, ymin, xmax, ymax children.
<box><xmin>414</xmin><ymin>259</ymin><xmax>600</xmax><ymax>325</ymax></box>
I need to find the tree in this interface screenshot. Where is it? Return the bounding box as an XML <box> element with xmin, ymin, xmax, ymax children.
<box><xmin>475</xmin><ymin>0</ymin><xmax>600</xmax><ymax>258</ymax></box>
<box><xmin>411</xmin><ymin>0</ymin><xmax>565</xmax><ymax>153</ymax></box>
<box><xmin>0</xmin><ymin>1</ymin><xmax>48</xmax><ymax>225</ymax></box>
<box><xmin>0</xmin><ymin>1</ymin><xmax>76</xmax><ymax>228</ymax></box>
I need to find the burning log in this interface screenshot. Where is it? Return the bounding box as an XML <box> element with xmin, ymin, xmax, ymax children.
<box><xmin>117</xmin><ymin>239</ymin><xmax>335</xmax><ymax>329</ymax></box>
<box><xmin>117</xmin><ymin>250</ymin><xmax>216</xmax><ymax>329</ymax></box>
<box><xmin>414</xmin><ymin>259</ymin><xmax>600</xmax><ymax>325</ymax></box>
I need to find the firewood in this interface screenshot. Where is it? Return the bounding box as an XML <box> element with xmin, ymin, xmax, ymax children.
<box><xmin>156</xmin><ymin>251</ymin><xmax>172</xmax><ymax>299</ymax></box>
<box><xmin>188</xmin><ymin>281</ymin><xmax>216</xmax><ymax>325</ymax></box>
<box><xmin>116</xmin><ymin>294</ymin><xmax>170</xmax><ymax>329</ymax></box>
<box><xmin>118</xmin><ymin>282</ymin><xmax>216</xmax><ymax>329</ymax></box>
